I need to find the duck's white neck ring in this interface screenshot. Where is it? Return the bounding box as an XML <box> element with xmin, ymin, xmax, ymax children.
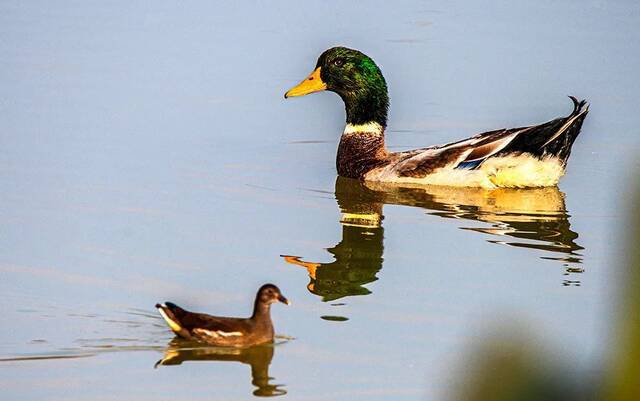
<box><xmin>343</xmin><ymin>122</ymin><xmax>384</xmax><ymax>136</ymax></box>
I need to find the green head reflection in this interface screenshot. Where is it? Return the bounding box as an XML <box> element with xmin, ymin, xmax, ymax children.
<box><xmin>282</xmin><ymin>177</ymin><xmax>386</xmax><ymax>302</ymax></box>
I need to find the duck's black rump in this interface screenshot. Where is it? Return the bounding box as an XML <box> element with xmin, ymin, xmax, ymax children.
<box><xmin>490</xmin><ymin>96</ymin><xmax>589</xmax><ymax>165</ymax></box>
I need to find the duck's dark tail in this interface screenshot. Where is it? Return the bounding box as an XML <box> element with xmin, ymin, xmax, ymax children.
<box><xmin>541</xmin><ymin>96</ymin><xmax>589</xmax><ymax>164</ymax></box>
<box><xmin>498</xmin><ymin>96</ymin><xmax>589</xmax><ymax>166</ymax></box>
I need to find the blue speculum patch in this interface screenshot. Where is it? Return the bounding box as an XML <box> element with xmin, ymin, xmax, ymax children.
<box><xmin>456</xmin><ymin>159</ymin><xmax>483</xmax><ymax>170</ymax></box>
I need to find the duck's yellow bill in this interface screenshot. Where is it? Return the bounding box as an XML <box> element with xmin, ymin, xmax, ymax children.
<box><xmin>284</xmin><ymin>67</ymin><xmax>326</xmax><ymax>98</ymax></box>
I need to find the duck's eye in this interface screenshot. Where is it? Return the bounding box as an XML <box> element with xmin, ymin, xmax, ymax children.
<box><xmin>333</xmin><ymin>58</ymin><xmax>344</xmax><ymax>67</ymax></box>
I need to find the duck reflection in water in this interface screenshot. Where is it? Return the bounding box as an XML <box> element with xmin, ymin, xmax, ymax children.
<box><xmin>283</xmin><ymin>177</ymin><xmax>584</xmax><ymax>301</ymax></box>
<box><xmin>155</xmin><ymin>339</ymin><xmax>286</xmax><ymax>397</ymax></box>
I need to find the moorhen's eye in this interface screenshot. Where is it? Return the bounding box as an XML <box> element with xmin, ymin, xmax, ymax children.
<box><xmin>333</xmin><ymin>58</ymin><xmax>344</xmax><ymax>67</ymax></box>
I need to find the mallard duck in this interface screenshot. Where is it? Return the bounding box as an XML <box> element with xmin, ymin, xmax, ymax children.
<box><xmin>284</xmin><ymin>47</ymin><xmax>589</xmax><ymax>189</ymax></box>
<box><xmin>155</xmin><ymin>284</ymin><xmax>290</xmax><ymax>347</ymax></box>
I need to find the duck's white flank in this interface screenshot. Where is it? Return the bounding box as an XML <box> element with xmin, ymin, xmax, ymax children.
<box><xmin>364</xmin><ymin>154</ymin><xmax>565</xmax><ymax>189</ymax></box>
<box><xmin>343</xmin><ymin>122</ymin><xmax>384</xmax><ymax>135</ymax></box>
<box><xmin>157</xmin><ymin>305</ymin><xmax>182</xmax><ymax>332</ymax></box>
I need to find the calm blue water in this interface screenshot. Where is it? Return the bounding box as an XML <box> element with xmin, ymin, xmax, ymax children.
<box><xmin>1</xmin><ymin>1</ymin><xmax>639</xmax><ymax>400</ymax></box>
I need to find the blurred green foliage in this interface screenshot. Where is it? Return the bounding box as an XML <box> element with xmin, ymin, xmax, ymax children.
<box><xmin>605</xmin><ymin>188</ymin><xmax>640</xmax><ymax>401</ymax></box>
<box><xmin>450</xmin><ymin>187</ymin><xmax>640</xmax><ymax>401</ymax></box>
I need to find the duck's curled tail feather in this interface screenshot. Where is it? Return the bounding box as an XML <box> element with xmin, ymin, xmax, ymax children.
<box><xmin>569</xmin><ymin>96</ymin><xmax>588</xmax><ymax>114</ymax></box>
<box><xmin>543</xmin><ymin>96</ymin><xmax>589</xmax><ymax>164</ymax></box>
<box><xmin>497</xmin><ymin>96</ymin><xmax>589</xmax><ymax>166</ymax></box>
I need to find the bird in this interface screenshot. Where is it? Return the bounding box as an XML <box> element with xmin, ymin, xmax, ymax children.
<box><xmin>155</xmin><ymin>284</ymin><xmax>290</xmax><ymax>347</ymax></box>
<box><xmin>284</xmin><ymin>46</ymin><xmax>589</xmax><ymax>189</ymax></box>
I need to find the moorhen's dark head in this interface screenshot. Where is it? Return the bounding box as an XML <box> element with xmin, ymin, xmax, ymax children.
<box><xmin>256</xmin><ymin>284</ymin><xmax>290</xmax><ymax>306</ymax></box>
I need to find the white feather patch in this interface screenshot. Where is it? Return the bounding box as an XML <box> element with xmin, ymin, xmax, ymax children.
<box><xmin>193</xmin><ymin>328</ymin><xmax>243</xmax><ymax>338</ymax></box>
<box><xmin>343</xmin><ymin>122</ymin><xmax>384</xmax><ymax>135</ymax></box>
<box><xmin>340</xmin><ymin>212</ymin><xmax>381</xmax><ymax>228</ymax></box>
<box><xmin>217</xmin><ymin>330</ymin><xmax>243</xmax><ymax>337</ymax></box>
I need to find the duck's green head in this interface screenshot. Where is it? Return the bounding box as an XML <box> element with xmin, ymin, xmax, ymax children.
<box><xmin>285</xmin><ymin>47</ymin><xmax>389</xmax><ymax>128</ymax></box>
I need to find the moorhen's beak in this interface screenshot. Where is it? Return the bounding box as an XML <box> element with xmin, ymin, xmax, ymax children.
<box><xmin>278</xmin><ymin>294</ymin><xmax>291</xmax><ymax>305</ymax></box>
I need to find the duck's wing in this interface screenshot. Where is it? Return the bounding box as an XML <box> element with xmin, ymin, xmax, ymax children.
<box><xmin>156</xmin><ymin>302</ymin><xmax>249</xmax><ymax>336</ymax></box>
<box><xmin>394</xmin><ymin>96</ymin><xmax>589</xmax><ymax>178</ymax></box>
<box><xmin>393</xmin><ymin>128</ymin><xmax>523</xmax><ymax>177</ymax></box>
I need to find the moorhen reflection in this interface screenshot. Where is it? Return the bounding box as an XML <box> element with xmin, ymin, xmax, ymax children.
<box><xmin>155</xmin><ymin>339</ymin><xmax>286</xmax><ymax>397</ymax></box>
<box><xmin>283</xmin><ymin>177</ymin><xmax>583</xmax><ymax>300</ymax></box>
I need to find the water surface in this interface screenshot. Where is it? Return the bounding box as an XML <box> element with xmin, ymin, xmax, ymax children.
<box><xmin>1</xmin><ymin>1</ymin><xmax>639</xmax><ymax>400</ymax></box>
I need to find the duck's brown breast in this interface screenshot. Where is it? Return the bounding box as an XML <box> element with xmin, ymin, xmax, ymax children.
<box><xmin>336</xmin><ymin>133</ymin><xmax>389</xmax><ymax>179</ymax></box>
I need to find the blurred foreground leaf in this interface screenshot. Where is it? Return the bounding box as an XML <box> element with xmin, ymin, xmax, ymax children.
<box><xmin>606</xmin><ymin>187</ymin><xmax>640</xmax><ymax>400</ymax></box>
